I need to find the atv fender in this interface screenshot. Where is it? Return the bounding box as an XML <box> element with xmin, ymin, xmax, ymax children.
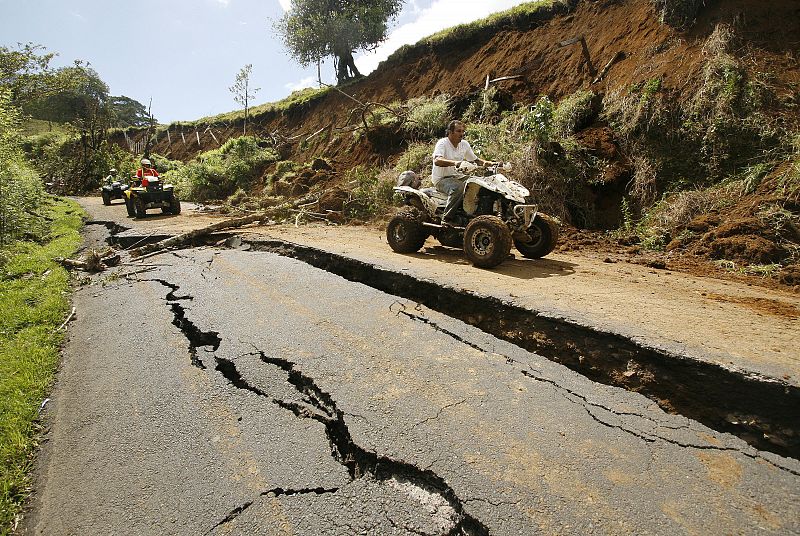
<box><xmin>392</xmin><ymin>186</ymin><xmax>438</xmax><ymax>218</ymax></box>
<box><xmin>463</xmin><ymin>174</ymin><xmax>529</xmax><ymax>214</ymax></box>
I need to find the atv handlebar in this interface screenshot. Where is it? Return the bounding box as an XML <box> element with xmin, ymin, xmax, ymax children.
<box><xmin>457</xmin><ymin>161</ymin><xmax>513</xmax><ymax>174</ymax></box>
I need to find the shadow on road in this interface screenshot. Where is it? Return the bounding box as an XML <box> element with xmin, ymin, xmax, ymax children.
<box><xmin>132</xmin><ymin>213</ymin><xmax>181</xmax><ymax>222</ymax></box>
<box><xmin>407</xmin><ymin>245</ymin><xmax>577</xmax><ymax>279</ymax></box>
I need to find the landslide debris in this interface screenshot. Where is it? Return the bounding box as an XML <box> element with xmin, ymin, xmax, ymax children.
<box><xmin>113</xmin><ymin>0</ymin><xmax>800</xmax><ymax>289</ymax></box>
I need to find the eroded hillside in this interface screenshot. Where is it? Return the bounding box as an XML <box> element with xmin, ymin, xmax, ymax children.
<box><xmin>114</xmin><ymin>0</ymin><xmax>800</xmax><ymax>288</ymax></box>
<box><xmin>132</xmin><ymin>0</ymin><xmax>797</xmax><ymax>161</ymax></box>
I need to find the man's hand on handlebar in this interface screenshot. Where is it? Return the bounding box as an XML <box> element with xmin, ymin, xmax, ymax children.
<box><xmin>455</xmin><ymin>160</ymin><xmax>478</xmax><ymax>173</ymax></box>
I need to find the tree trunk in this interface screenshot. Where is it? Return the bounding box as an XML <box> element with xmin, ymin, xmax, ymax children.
<box><xmin>335</xmin><ymin>51</ymin><xmax>361</xmax><ymax>84</ymax></box>
<box><xmin>335</xmin><ymin>54</ymin><xmax>349</xmax><ymax>84</ymax></box>
<box><xmin>344</xmin><ymin>51</ymin><xmax>361</xmax><ymax>79</ymax></box>
<box><xmin>129</xmin><ymin>192</ymin><xmax>321</xmax><ymax>257</ymax></box>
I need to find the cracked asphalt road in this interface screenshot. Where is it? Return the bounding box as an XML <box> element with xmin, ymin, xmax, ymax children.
<box><xmin>22</xmin><ymin>247</ymin><xmax>800</xmax><ymax>535</ymax></box>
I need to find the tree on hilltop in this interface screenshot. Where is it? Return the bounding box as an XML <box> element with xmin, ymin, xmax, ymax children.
<box><xmin>276</xmin><ymin>0</ymin><xmax>403</xmax><ymax>84</ymax></box>
<box><xmin>229</xmin><ymin>64</ymin><xmax>260</xmax><ymax>135</ymax></box>
<box><xmin>108</xmin><ymin>96</ymin><xmax>152</xmax><ymax>127</ymax></box>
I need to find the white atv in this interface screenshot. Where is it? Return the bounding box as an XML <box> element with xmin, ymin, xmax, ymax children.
<box><xmin>387</xmin><ymin>163</ymin><xmax>559</xmax><ymax>268</ymax></box>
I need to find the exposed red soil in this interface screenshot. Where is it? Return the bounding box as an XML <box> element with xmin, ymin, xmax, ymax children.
<box><xmin>125</xmin><ymin>0</ymin><xmax>799</xmax><ymax>166</ymax></box>
<box><xmin>112</xmin><ymin>0</ymin><xmax>800</xmax><ymax>290</ymax></box>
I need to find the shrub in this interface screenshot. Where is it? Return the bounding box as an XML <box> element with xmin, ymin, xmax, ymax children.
<box><xmin>343</xmin><ymin>166</ymin><xmax>395</xmax><ymax>220</ymax></box>
<box><xmin>520</xmin><ymin>96</ymin><xmax>554</xmax><ymax>143</ymax></box>
<box><xmin>179</xmin><ymin>136</ymin><xmax>279</xmax><ymax>201</ymax></box>
<box><xmin>275</xmin><ymin>160</ymin><xmax>298</xmax><ymax>174</ymax></box>
<box><xmin>0</xmin><ymin>159</ymin><xmax>46</xmax><ymax>246</ymax></box>
<box><xmin>405</xmin><ymin>94</ymin><xmax>451</xmax><ymax>139</ymax></box>
<box><xmin>393</xmin><ymin>142</ymin><xmax>433</xmax><ymax>175</ymax></box>
<box><xmin>0</xmin><ymin>89</ymin><xmax>47</xmax><ymax>246</ymax></box>
<box><xmin>644</xmin><ymin>185</ymin><xmax>728</xmax><ymax>231</ymax></box>
<box><xmin>181</xmin><ymin>155</ymin><xmax>227</xmax><ymax>202</ymax></box>
<box><xmin>552</xmin><ymin>90</ymin><xmax>596</xmax><ymax>138</ymax></box>
<box><xmin>147</xmin><ymin>153</ymin><xmax>183</xmax><ymax>174</ymax></box>
<box><xmin>463</xmin><ymin>86</ymin><xmax>500</xmax><ymax>124</ymax></box>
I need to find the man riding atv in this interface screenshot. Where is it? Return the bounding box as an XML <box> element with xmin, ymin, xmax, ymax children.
<box><xmin>387</xmin><ymin>118</ymin><xmax>559</xmax><ymax>268</ymax></box>
<box><xmin>100</xmin><ymin>168</ymin><xmax>129</xmax><ymax>205</ymax></box>
<box><xmin>135</xmin><ymin>158</ymin><xmax>159</xmax><ymax>183</ymax></box>
<box><xmin>433</xmin><ymin>120</ymin><xmax>499</xmax><ymax>226</ymax></box>
<box><xmin>124</xmin><ymin>157</ymin><xmax>181</xmax><ymax>218</ymax></box>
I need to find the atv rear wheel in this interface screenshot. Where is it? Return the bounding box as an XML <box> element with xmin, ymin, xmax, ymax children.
<box><xmin>463</xmin><ymin>215</ymin><xmax>512</xmax><ymax>268</ymax></box>
<box><xmin>386</xmin><ymin>207</ymin><xmax>428</xmax><ymax>253</ymax></box>
<box><xmin>513</xmin><ymin>214</ymin><xmax>559</xmax><ymax>258</ymax></box>
<box><xmin>101</xmin><ymin>191</ymin><xmax>111</xmax><ymax>206</ymax></box>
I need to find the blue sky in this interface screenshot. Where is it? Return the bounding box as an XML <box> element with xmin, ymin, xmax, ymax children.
<box><xmin>1</xmin><ymin>0</ymin><xmax>533</xmax><ymax>124</ymax></box>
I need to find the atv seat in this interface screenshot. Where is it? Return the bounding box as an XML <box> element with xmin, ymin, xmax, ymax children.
<box><xmin>422</xmin><ymin>187</ymin><xmax>448</xmax><ymax>202</ymax></box>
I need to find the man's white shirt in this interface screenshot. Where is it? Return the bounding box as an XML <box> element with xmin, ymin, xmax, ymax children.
<box><xmin>431</xmin><ymin>137</ymin><xmax>478</xmax><ymax>184</ymax></box>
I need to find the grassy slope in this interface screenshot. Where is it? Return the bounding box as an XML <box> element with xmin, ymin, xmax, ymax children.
<box><xmin>0</xmin><ymin>197</ymin><xmax>84</xmax><ymax>534</ymax></box>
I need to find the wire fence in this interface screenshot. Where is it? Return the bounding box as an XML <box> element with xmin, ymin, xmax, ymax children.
<box><xmin>121</xmin><ymin>124</ymin><xmax>227</xmax><ymax>155</ymax></box>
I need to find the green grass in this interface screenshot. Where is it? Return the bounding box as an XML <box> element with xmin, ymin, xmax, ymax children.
<box><xmin>0</xmin><ymin>196</ymin><xmax>84</xmax><ymax>534</ymax></box>
<box><xmin>18</xmin><ymin>119</ymin><xmax>70</xmax><ymax>137</ymax></box>
<box><xmin>140</xmin><ymin>86</ymin><xmax>333</xmax><ymax>133</ymax></box>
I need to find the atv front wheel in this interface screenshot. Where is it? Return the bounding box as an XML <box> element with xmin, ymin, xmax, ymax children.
<box><xmin>513</xmin><ymin>214</ymin><xmax>559</xmax><ymax>258</ymax></box>
<box><xmin>125</xmin><ymin>198</ymin><xmax>136</xmax><ymax>217</ymax></box>
<box><xmin>101</xmin><ymin>191</ymin><xmax>111</xmax><ymax>206</ymax></box>
<box><xmin>134</xmin><ymin>198</ymin><xmax>147</xmax><ymax>218</ymax></box>
<box><xmin>386</xmin><ymin>207</ymin><xmax>428</xmax><ymax>253</ymax></box>
<box><xmin>463</xmin><ymin>215</ymin><xmax>512</xmax><ymax>268</ymax></box>
<box><xmin>170</xmin><ymin>196</ymin><xmax>181</xmax><ymax>215</ymax></box>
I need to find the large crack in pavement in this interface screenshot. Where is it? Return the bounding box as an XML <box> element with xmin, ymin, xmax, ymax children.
<box><xmin>149</xmin><ymin>279</ymin><xmax>216</xmax><ymax>370</ymax></box>
<box><xmin>240</xmin><ymin>238</ymin><xmax>800</xmax><ymax>460</ymax></box>
<box><xmin>203</xmin><ymin>486</ymin><xmax>340</xmax><ymax>535</ymax></box>
<box><xmin>148</xmin><ymin>279</ymin><xmax>490</xmax><ymax>535</ymax></box>
<box><xmin>394</xmin><ymin>304</ymin><xmax>799</xmax><ymax>477</ymax></box>
<box><xmin>217</xmin><ymin>353</ymin><xmax>490</xmax><ymax>535</ymax></box>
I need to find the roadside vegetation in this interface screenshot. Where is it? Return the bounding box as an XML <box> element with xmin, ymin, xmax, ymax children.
<box><xmin>1</xmin><ymin>44</ymin><xmax>87</xmax><ymax>533</ymax></box>
<box><xmin>0</xmin><ymin>196</ymin><xmax>83</xmax><ymax>534</ymax></box>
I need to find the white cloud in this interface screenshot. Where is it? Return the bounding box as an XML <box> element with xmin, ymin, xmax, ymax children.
<box><xmin>278</xmin><ymin>0</ymin><xmax>292</xmax><ymax>12</ymax></box>
<box><xmin>355</xmin><ymin>0</ymin><xmax>531</xmax><ymax>75</ymax></box>
<box><xmin>284</xmin><ymin>76</ymin><xmax>316</xmax><ymax>92</ymax></box>
<box><xmin>216</xmin><ymin>0</ymin><xmax>230</xmax><ymax>6</ymax></box>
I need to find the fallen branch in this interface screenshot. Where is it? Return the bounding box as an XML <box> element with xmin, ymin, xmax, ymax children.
<box><xmin>130</xmin><ymin>213</ymin><xmax>264</xmax><ymax>257</ymax></box>
<box><xmin>592</xmin><ymin>51</ymin><xmax>626</xmax><ymax>84</ymax></box>
<box><xmin>129</xmin><ymin>193</ymin><xmax>320</xmax><ymax>257</ymax></box>
<box><xmin>56</xmin><ymin>248</ymin><xmax>120</xmax><ymax>272</ymax></box>
<box><xmin>54</xmin><ymin>307</ymin><xmax>76</xmax><ymax>332</ymax></box>
<box><xmin>130</xmin><ymin>249</ymin><xmax>175</xmax><ymax>262</ymax></box>
<box><xmin>123</xmin><ymin>231</ymin><xmax>159</xmax><ymax>251</ymax></box>
<box><xmin>118</xmin><ymin>267</ymin><xmax>158</xmax><ymax>278</ymax></box>
<box><xmin>289</xmin><ymin>209</ymin><xmax>337</xmax><ymax>224</ymax></box>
